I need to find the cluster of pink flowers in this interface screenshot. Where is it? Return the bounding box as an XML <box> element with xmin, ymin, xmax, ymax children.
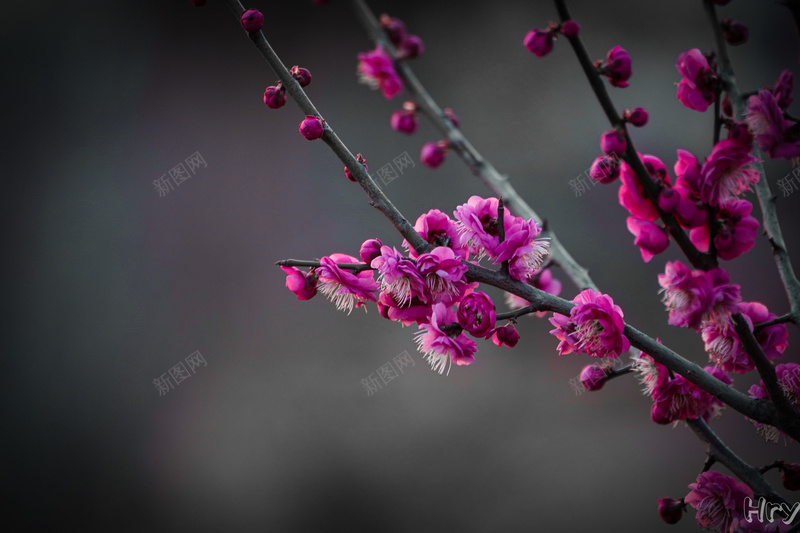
<box><xmin>658</xmin><ymin>261</ymin><xmax>741</xmax><ymax>330</ymax></box>
<box><xmin>280</xmin><ymin>196</ymin><xmax>558</xmax><ymax>374</ymax></box>
<box><xmin>746</xmin><ymin>70</ymin><xmax>800</xmax><ymax>160</ymax></box>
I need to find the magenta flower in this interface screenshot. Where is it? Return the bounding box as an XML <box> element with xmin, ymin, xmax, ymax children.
<box><xmin>560</xmin><ymin>20</ymin><xmax>580</xmax><ymax>39</ymax></box>
<box><xmin>491</xmin><ymin>324</ymin><xmax>520</xmax><ymax>347</ymax></box>
<box><xmin>415</xmin><ymin>303</ymin><xmax>478</xmax><ymax>374</ymax></box>
<box><xmin>746</xmin><ymin>89</ymin><xmax>800</xmax><ymax>160</ymax></box>
<box><xmin>289</xmin><ymin>66</ymin><xmax>312</xmax><ymax>88</ymax></box>
<box><xmin>457</xmin><ymin>291</ymin><xmax>496</xmax><ymax>338</ymax></box>
<box><xmin>371</xmin><ymin>246</ymin><xmax>428</xmax><ymax>306</ymax></box>
<box><xmin>657</xmin><ymin>498</ymin><xmax>685</xmax><ymax>525</ymax></box>
<box><xmin>378</xmin><ymin>292</ymin><xmax>432</xmax><ymax>326</ymax></box>
<box><xmin>624</xmin><ymin>107</ymin><xmax>649</xmax><ymax>127</ymax></box>
<box><xmin>747</xmin><ymin>363</ymin><xmax>800</xmax><ymax>443</ymax></box>
<box><xmin>399</xmin><ymin>35</ymin><xmax>424</xmax><ymax>59</ymax></box>
<box><xmin>658</xmin><ymin>262</ymin><xmax>741</xmax><ymax>330</ymax></box>
<box><xmin>549</xmin><ymin>289</ymin><xmax>629</xmax><ymax>359</ymax></box>
<box><xmin>773</xmin><ymin>69</ymin><xmax>793</xmax><ymax>111</ymax></box>
<box><xmin>359</xmin><ymin>238</ymin><xmax>383</xmax><ymax>265</ymax></box>
<box><xmin>685</xmin><ymin>472</ymin><xmax>754</xmax><ymax>533</ymax></box>
<box><xmin>315</xmin><ymin>253</ymin><xmax>379</xmax><ymax>313</ymax></box>
<box><xmin>280</xmin><ymin>266</ymin><xmax>317</xmax><ymax>300</ymax></box>
<box><xmin>240</xmin><ymin>9</ymin><xmax>263</xmax><ymax>33</ymax></box>
<box><xmin>672</xmin><ymin>149</ymin><xmax>708</xmax><ymax>229</ymax></box>
<box><xmin>647</xmin><ymin>360</ymin><xmax>729</xmax><ymax>425</ymax></box>
<box><xmin>523</xmin><ymin>29</ymin><xmax>554</xmax><ymax>58</ymax></box>
<box><xmin>416</xmin><ymin>246</ymin><xmax>469</xmax><ymax>305</ymax></box>
<box><xmin>689</xmin><ymin>199</ymin><xmax>758</xmax><ymax>261</ymax></box>
<box><xmin>454</xmin><ymin>195</ymin><xmax>502</xmax><ymax>258</ymax></box>
<box><xmin>601</xmin><ymin>46</ymin><xmax>632</xmax><ymax>88</ymax></box>
<box><xmin>599</xmin><ymin>129</ymin><xmax>627</xmax><ymax>156</ymax></box>
<box><xmin>390</xmin><ymin>109</ymin><xmax>418</xmax><ymax>134</ymax></box>
<box><xmin>579</xmin><ymin>364</ymin><xmax>608</xmax><ymax>391</ymax></box>
<box><xmin>404</xmin><ymin>209</ymin><xmax>468</xmax><ymax>260</ymax></box>
<box><xmin>589</xmin><ymin>155</ymin><xmax>621</xmax><ymax>184</ymax></box>
<box><xmin>493</xmin><ymin>216</ymin><xmax>550</xmax><ymax>281</ymax></box>
<box><xmin>626</xmin><ymin>217</ymin><xmax>669</xmax><ymax>262</ymax></box>
<box><xmin>379</xmin><ymin>14</ymin><xmax>406</xmax><ymax>46</ymax></box>
<box><xmin>676</xmin><ymin>49</ymin><xmax>717</xmax><ymax>112</ymax></box>
<box><xmin>699</xmin><ymin>139</ymin><xmax>759</xmax><ymax>206</ymax></box>
<box><xmin>420</xmin><ymin>142</ymin><xmax>447</xmax><ymax>168</ymax></box>
<box><xmin>357</xmin><ymin>46</ymin><xmax>402</xmax><ymax>99</ymax></box>
<box><xmin>299</xmin><ymin>115</ymin><xmax>325</xmax><ymax>140</ymax></box>
<box><xmin>263</xmin><ymin>84</ymin><xmax>287</xmax><ymax>109</ymax></box>
<box><xmin>618</xmin><ymin>155</ymin><xmax>669</xmax><ymax>221</ymax></box>
<box><xmin>702</xmin><ymin>301</ymin><xmax>788</xmax><ymax>374</ymax></box>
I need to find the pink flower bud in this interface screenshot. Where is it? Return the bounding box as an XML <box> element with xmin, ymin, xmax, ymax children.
<box><xmin>524</xmin><ymin>29</ymin><xmax>554</xmax><ymax>58</ymax></box>
<box><xmin>560</xmin><ymin>20</ymin><xmax>580</xmax><ymax>39</ymax></box>
<box><xmin>344</xmin><ymin>153</ymin><xmax>367</xmax><ymax>182</ymax></box>
<box><xmin>721</xmin><ymin>19</ymin><xmax>748</xmax><ymax>45</ymax></box>
<box><xmin>657</xmin><ymin>498</ymin><xmax>684</xmax><ymax>525</ymax></box>
<box><xmin>624</xmin><ymin>107</ymin><xmax>648</xmax><ymax>127</ymax></box>
<box><xmin>299</xmin><ymin>115</ymin><xmax>324</xmax><ymax>140</ymax></box>
<box><xmin>379</xmin><ymin>14</ymin><xmax>407</xmax><ymax>46</ymax></box>
<box><xmin>240</xmin><ymin>9</ymin><xmax>263</xmax><ymax>33</ymax></box>
<box><xmin>658</xmin><ymin>188</ymin><xmax>680</xmax><ymax>213</ymax></box>
<box><xmin>781</xmin><ymin>462</ymin><xmax>800</xmax><ymax>491</ymax></box>
<box><xmin>390</xmin><ymin>110</ymin><xmax>419</xmax><ymax>134</ymax></box>
<box><xmin>627</xmin><ymin>217</ymin><xmax>669</xmax><ymax>262</ymax></box>
<box><xmin>457</xmin><ymin>292</ymin><xmax>496</xmax><ymax>339</ymax></box>
<box><xmin>589</xmin><ymin>155</ymin><xmax>621</xmax><ymax>184</ymax></box>
<box><xmin>400</xmin><ymin>35</ymin><xmax>424</xmax><ymax>59</ymax></box>
<box><xmin>599</xmin><ymin>129</ymin><xmax>627</xmax><ymax>156</ymax></box>
<box><xmin>189</xmin><ymin>0</ymin><xmax>207</xmax><ymax>6</ymax></box>
<box><xmin>579</xmin><ymin>365</ymin><xmax>607</xmax><ymax>391</ymax></box>
<box><xmin>602</xmin><ymin>46</ymin><xmax>632</xmax><ymax>88</ymax></box>
<box><xmin>421</xmin><ymin>142</ymin><xmax>446</xmax><ymax>168</ymax></box>
<box><xmin>492</xmin><ymin>324</ymin><xmax>520</xmax><ymax>347</ymax></box>
<box><xmin>290</xmin><ymin>66</ymin><xmax>312</xmax><ymax>88</ymax></box>
<box><xmin>263</xmin><ymin>84</ymin><xmax>287</xmax><ymax>109</ymax></box>
<box><xmin>281</xmin><ymin>267</ymin><xmax>317</xmax><ymax>300</ymax></box>
<box><xmin>650</xmin><ymin>401</ymin><xmax>673</xmax><ymax>425</ymax></box>
<box><xmin>359</xmin><ymin>239</ymin><xmax>383</xmax><ymax>264</ymax></box>
<box><xmin>444</xmin><ymin>107</ymin><xmax>460</xmax><ymax>128</ymax></box>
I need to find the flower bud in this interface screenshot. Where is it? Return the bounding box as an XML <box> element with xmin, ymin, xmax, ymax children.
<box><xmin>421</xmin><ymin>142</ymin><xmax>446</xmax><ymax>168</ymax></box>
<box><xmin>281</xmin><ymin>267</ymin><xmax>317</xmax><ymax>300</ymax></box>
<box><xmin>400</xmin><ymin>35</ymin><xmax>424</xmax><ymax>59</ymax></box>
<box><xmin>624</xmin><ymin>107</ymin><xmax>649</xmax><ymax>127</ymax></box>
<box><xmin>590</xmin><ymin>155</ymin><xmax>621</xmax><ymax>184</ymax></box>
<box><xmin>658</xmin><ymin>188</ymin><xmax>680</xmax><ymax>213</ymax></box>
<box><xmin>560</xmin><ymin>20</ymin><xmax>580</xmax><ymax>39</ymax></box>
<box><xmin>240</xmin><ymin>9</ymin><xmax>263</xmax><ymax>33</ymax></box>
<box><xmin>444</xmin><ymin>107</ymin><xmax>460</xmax><ymax>128</ymax></box>
<box><xmin>657</xmin><ymin>498</ymin><xmax>684</xmax><ymax>525</ymax></box>
<box><xmin>721</xmin><ymin>19</ymin><xmax>748</xmax><ymax>45</ymax></box>
<box><xmin>781</xmin><ymin>463</ymin><xmax>800</xmax><ymax>491</ymax></box>
<box><xmin>524</xmin><ymin>29</ymin><xmax>554</xmax><ymax>58</ymax></box>
<box><xmin>359</xmin><ymin>239</ymin><xmax>383</xmax><ymax>265</ymax></box>
<box><xmin>651</xmin><ymin>401</ymin><xmax>673</xmax><ymax>425</ymax></box>
<box><xmin>263</xmin><ymin>84</ymin><xmax>287</xmax><ymax>109</ymax></box>
<box><xmin>290</xmin><ymin>66</ymin><xmax>312</xmax><ymax>88</ymax></box>
<box><xmin>600</xmin><ymin>129</ymin><xmax>627</xmax><ymax>156</ymax></box>
<box><xmin>457</xmin><ymin>292</ymin><xmax>497</xmax><ymax>339</ymax></box>
<box><xmin>379</xmin><ymin>14</ymin><xmax>407</xmax><ymax>46</ymax></box>
<box><xmin>344</xmin><ymin>153</ymin><xmax>367</xmax><ymax>182</ymax></box>
<box><xmin>579</xmin><ymin>365</ymin><xmax>607</xmax><ymax>391</ymax></box>
<box><xmin>299</xmin><ymin>115</ymin><xmax>325</xmax><ymax>140</ymax></box>
<box><xmin>602</xmin><ymin>46</ymin><xmax>632</xmax><ymax>88</ymax></box>
<box><xmin>491</xmin><ymin>324</ymin><xmax>520</xmax><ymax>348</ymax></box>
<box><xmin>390</xmin><ymin>110</ymin><xmax>418</xmax><ymax>135</ymax></box>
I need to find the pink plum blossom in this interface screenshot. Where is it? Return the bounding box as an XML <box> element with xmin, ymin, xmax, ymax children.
<box><xmin>626</xmin><ymin>217</ymin><xmax>669</xmax><ymax>262</ymax></box>
<box><xmin>371</xmin><ymin>246</ymin><xmax>428</xmax><ymax>306</ymax></box>
<box><xmin>415</xmin><ymin>303</ymin><xmax>477</xmax><ymax>374</ymax></box>
<box><xmin>493</xmin><ymin>216</ymin><xmax>550</xmax><ymax>281</ymax></box>
<box><xmin>315</xmin><ymin>253</ymin><xmax>379</xmax><ymax>313</ymax></box>
<box><xmin>457</xmin><ymin>291</ymin><xmax>496</xmax><ymax>338</ymax></box>
<box><xmin>404</xmin><ymin>209</ymin><xmax>468</xmax><ymax>260</ymax></box>
<box><xmin>676</xmin><ymin>49</ymin><xmax>717</xmax><ymax>112</ymax></box>
<box><xmin>416</xmin><ymin>246</ymin><xmax>469</xmax><ymax>305</ymax></box>
<box><xmin>658</xmin><ymin>261</ymin><xmax>741</xmax><ymax>330</ymax></box>
<box><xmin>491</xmin><ymin>324</ymin><xmax>520</xmax><ymax>347</ymax></box>
<box><xmin>699</xmin><ymin>139</ymin><xmax>760</xmax><ymax>206</ymax></box>
<box><xmin>689</xmin><ymin>199</ymin><xmax>759</xmax><ymax>261</ymax></box>
<box><xmin>280</xmin><ymin>266</ymin><xmax>317</xmax><ymax>300</ymax></box>
<box><xmin>549</xmin><ymin>289</ymin><xmax>629</xmax><ymax>358</ymax></box>
<box><xmin>746</xmin><ymin>89</ymin><xmax>800</xmax><ymax>160</ymax></box>
<box><xmin>685</xmin><ymin>472</ymin><xmax>754</xmax><ymax>532</ymax></box>
<box><xmin>618</xmin><ymin>155</ymin><xmax>670</xmax><ymax>221</ymax></box>
<box><xmin>602</xmin><ymin>46</ymin><xmax>632</xmax><ymax>88</ymax></box>
<box><xmin>357</xmin><ymin>46</ymin><xmax>402</xmax><ymax>99</ymax></box>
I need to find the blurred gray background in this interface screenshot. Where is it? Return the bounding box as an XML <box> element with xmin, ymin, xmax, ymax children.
<box><xmin>2</xmin><ymin>1</ymin><xmax>799</xmax><ymax>531</ymax></box>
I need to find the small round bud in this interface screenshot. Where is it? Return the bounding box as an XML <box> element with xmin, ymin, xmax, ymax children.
<box><xmin>602</xmin><ymin>46</ymin><xmax>632</xmax><ymax>88</ymax></box>
<box><xmin>658</xmin><ymin>188</ymin><xmax>680</xmax><ymax>213</ymax></box>
<box><xmin>579</xmin><ymin>365</ymin><xmax>607</xmax><ymax>391</ymax></box>
<box><xmin>359</xmin><ymin>238</ymin><xmax>383</xmax><ymax>264</ymax></box>
<box><xmin>657</xmin><ymin>498</ymin><xmax>684</xmax><ymax>525</ymax></box>
<box><xmin>560</xmin><ymin>20</ymin><xmax>580</xmax><ymax>39</ymax></box>
<box><xmin>721</xmin><ymin>19</ymin><xmax>748</xmax><ymax>45</ymax></box>
<box><xmin>189</xmin><ymin>0</ymin><xmax>207</xmax><ymax>6</ymax></box>
<box><xmin>290</xmin><ymin>66</ymin><xmax>312</xmax><ymax>88</ymax></box>
<box><xmin>390</xmin><ymin>110</ymin><xmax>418</xmax><ymax>135</ymax></box>
<box><xmin>344</xmin><ymin>153</ymin><xmax>368</xmax><ymax>182</ymax></box>
<box><xmin>240</xmin><ymin>9</ymin><xmax>264</xmax><ymax>33</ymax></box>
<box><xmin>299</xmin><ymin>115</ymin><xmax>325</xmax><ymax>140</ymax></box>
<box><xmin>263</xmin><ymin>84</ymin><xmax>286</xmax><ymax>109</ymax></box>
<box><xmin>420</xmin><ymin>142</ymin><xmax>446</xmax><ymax>168</ymax></box>
<box><xmin>400</xmin><ymin>34</ymin><xmax>425</xmax><ymax>59</ymax></box>
<box><xmin>624</xmin><ymin>107</ymin><xmax>649</xmax><ymax>127</ymax></box>
<box><xmin>781</xmin><ymin>463</ymin><xmax>800</xmax><ymax>491</ymax></box>
<box><xmin>491</xmin><ymin>324</ymin><xmax>520</xmax><ymax>348</ymax></box>
<box><xmin>589</xmin><ymin>155</ymin><xmax>621</xmax><ymax>184</ymax></box>
<box><xmin>599</xmin><ymin>129</ymin><xmax>627</xmax><ymax>157</ymax></box>
<box><xmin>444</xmin><ymin>107</ymin><xmax>460</xmax><ymax>128</ymax></box>
<box><xmin>524</xmin><ymin>29</ymin><xmax>554</xmax><ymax>58</ymax></box>
<box><xmin>379</xmin><ymin>14</ymin><xmax>407</xmax><ymax>46</ymax></box>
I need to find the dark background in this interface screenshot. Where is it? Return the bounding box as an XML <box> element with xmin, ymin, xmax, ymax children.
<box><xmin>3</xmin><ymin>1</ymin><xmax>799</xmax><ymax>531</ymax></box>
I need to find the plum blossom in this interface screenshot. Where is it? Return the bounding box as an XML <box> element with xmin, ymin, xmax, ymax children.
<box><xmin>658</xmin><ymin>262</ymin><xmax>741</xmax><ymax>330</ymax></box>
<box><xmin>280</xmin><ymin>266</ymin><xmax>317</xmax><ymax>300</ymax></box>
<box><xmin>618</xmin><ymin>155</ymin><xmax>670</xmax><ymax>221</ymax></box>
<box><xmin>601</xmin><ymin>46</ymin><xmax>632</xmax><ymax>88</ymax></box>
<box><xmin>404</xmin><ymin>209</ymin><xmax>468</xmax><ymax>260</ymax></box>
<box><xmin>415</xmin><ymin>303</ymin><xmax>477</xmax><ymax>374</ymax></box>
<box><xmin>378</xmin><ymin>292</ymin><xmax>432</xmax><ymax>326</ymax></box>
<box><xmin>676</xmin><ymin>49</ymin><xmax>717</xmax><ymax>112</ymax></box>
<box><xmin>315</xmin><ymin>253</ymin><xmax>379</xmax><ymax>313</ymax></box>
<box><xmin>371</xmin><ymin>246</ymin><xmax>428</xmax><ymax>306</ymax></box>
<box><xmin>699</xmin><ymin>139</ymin><xmax>760</xmax><ymax>206</ymax></box>
<box><xmin>457</xmin><ymin>291</ymin><xmax>496</xmax><ymax>338</ymax></box>
<box><xmin>746</xmin><ymin>89</ymin><xmax>800</xmax><ymax>160</ymax></box>
<box><xmin>685</xmin><ymin>471</ymin><xmax>754</xmax><ymax>532</ymax></box>
<box><xmin>493</xmin><ymin>216</ymin><xmax>550</xmax><ymax>281</ymax></box>
<box><xmin>689</xmin><ymin>199</ymin><xmax>759</xmax><ymax>261</ymax></box>
<box><xmin>416</xmin><ymin>246</ymin><xmax>469</xmax><ymax>305</ymax></box>
<box><xmin>357</xmin><ymin>46</ymin><xmax>402</xmax><ymax>99</ymax></box>
<box><xmin>626</xmin><ymin>217</ymin><xmax>669</xmax><ymax>262</ymax></box>
<box><xmin>491</xmin><ymin>324</ymin><xmax>520</xmax><ymax>347</ymax></box>
<box><xmin>549</xmin><ymin>289</ymin><xmax>629</xmax><ymax>358</ymax></box>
